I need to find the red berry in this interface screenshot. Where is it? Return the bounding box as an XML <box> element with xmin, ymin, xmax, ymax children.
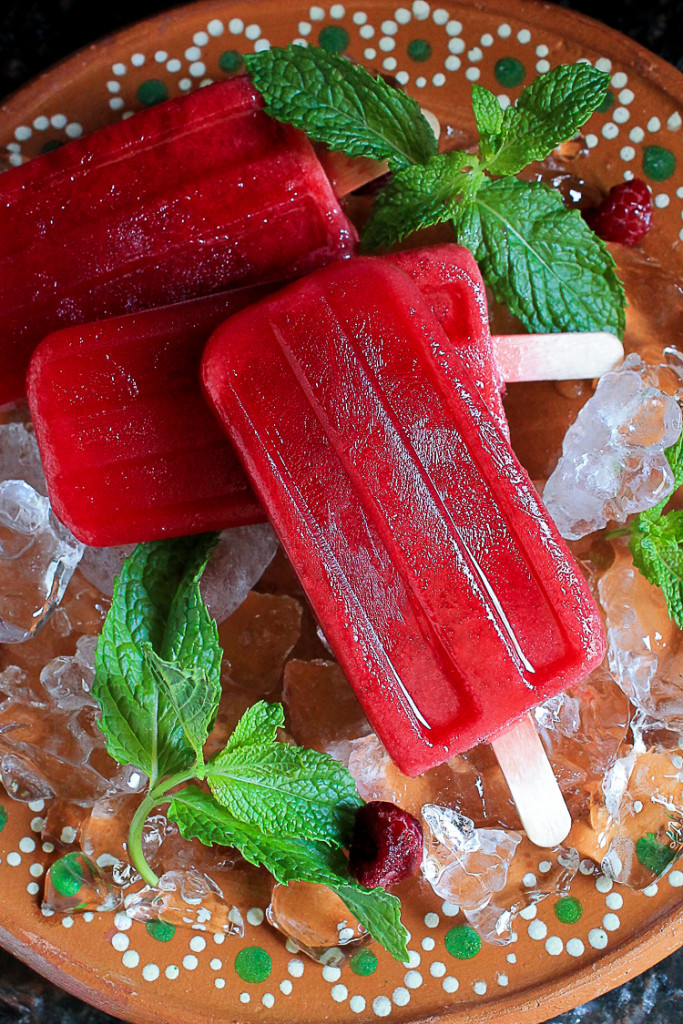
<box><xmin>348</xmin><ymin>801</ymin><xmax>423</xmax><ymax>889</ymax></box>
<box><xmin>584</xmin><ymin>178</ymin><xmax>652</xmax><ymax>246</ymax></box>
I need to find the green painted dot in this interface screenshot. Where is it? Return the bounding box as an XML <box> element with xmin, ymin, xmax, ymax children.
<box><xmin>597</xmin><ymin>89</ymin><xmax>615</xmax><ymax>113</ymax></box>
<box><xmin>0</xmin><ymin>805</ymin><xmax>7</xmax><ymax>832</ymax></box>
<box><xmin>554</xmin><ymin>896</ymin><xmax>583</xmax><ymax>924</ymax></box>
<box><xmin>642</xmin><ymin>145</ymin><xmax>676</xmax><ymax>182</ymax></box>
<box><xmin>235</xmin><ymin>946</ymin><xmax>272</xmax><ymax>983</ymax></box>
<box><xmin>50</xmin><ymin>853</ymin><xmax>84</xmax><ymax>898</ymax></box>
<box><xmin>146</xmin><ymin>919</ymin><xmax>176</xmax><ymax>942</ymax></box>
<box><xmin>407</xmin><ymin>39</ymin><xmax>432</xmax><ymax>62</ymax></box>
<box><xmin>444</xmin><ymin>925</ymin><xmax>481</xmax><ymax>959</ymax></box>
<box><xmin>350</xmin><ymin>948</ymin><xmax>378</xmax><ymax>976</ymax></box>
<box><xmin>636</xmin><ymin>832</ymin><xmax>677</xmax><ymax>874</ymax></box>
<box><xmin>219</xmin><ymin>50</ymin><xmax>244</xmax><ymax>74</ymax></box>
<box><xmin>41</xmin><ymin>139</ymin><xmax>64</xmax><ymax>154</ymax></box>
<box><xmin>494</xmin><ymin>57</ymin><xmax>526</xmax><ymax>88</ymax></box>
<box><xmin>318</xmin><ymin>25</ymin><xmax>350</xmax><ymax>54</ymax></box>
<box><xmin>137</xmin><ymin>79</ymin><xmax>169</xmax><ymax>107</ymax></box>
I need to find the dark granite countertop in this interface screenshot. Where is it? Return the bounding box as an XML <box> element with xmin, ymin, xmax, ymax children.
<box><xmin>0</xmin><ymin>1</ymin><xmax>682</xmax><ymax>1022</ymax></box>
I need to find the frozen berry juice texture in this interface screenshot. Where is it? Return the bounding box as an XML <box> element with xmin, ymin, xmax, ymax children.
<box><xmin>202</xmin><ymin>258</ymin><xmax>606</xmax><ymax>776</ymax></box>
<box><xmin>0</xmin><ymin>75</ymin><xmax>356</xmax><ymax>408</ymax></box>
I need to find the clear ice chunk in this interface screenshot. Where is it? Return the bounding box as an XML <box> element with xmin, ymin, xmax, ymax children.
<box><xmin>43</xmin><ymin>851</ymin><xmax>123</xmax><ymax>914</ymax></box>
<box><xmin>267</xmin><ymin>881</ymin><xmax>367</xmax><ymax>964</ymax></box>
<box><xmin>125</xmin><ymin>869</ymin><xmax>245</xmax><ymax>935</ymax></box>
<box><xmin>200</xmin><ymin>523</ymin><xmax>279</xmax><ymax>623</ymax></box>
<box><xmin>543</xmin><ymin>353</ymin><xmax>683</xmax><ymax>539</ymax></box>
<box><xmin>0</xmin><ymin>422</ymin><xmax>47</xmax><ymax>494</ymax></box>
<box><xmin>0</xmin><ymin>479</ymin><xmax>84</xmax><ymax>642</ymax></box>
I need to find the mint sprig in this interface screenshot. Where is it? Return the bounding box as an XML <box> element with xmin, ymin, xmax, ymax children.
<box><xmin>91</xmin><ymin>538</ymin><xmax>409</xmax><ymax>960</ymax></box>
<box><xmin>247</xmin><ymin>48</ymin><xmax>625</xmax><ymax>339</ymax></box>
<box><xmin>630</xmin><ymin>432</ymin><xmax>683</xmax><ymax>627</ymax></box>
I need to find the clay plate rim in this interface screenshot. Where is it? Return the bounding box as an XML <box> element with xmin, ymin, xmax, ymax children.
<box><xmin>0</xmin><ymin>1</ymin><xmax>682</xmax><ymax>1022</ymax></box>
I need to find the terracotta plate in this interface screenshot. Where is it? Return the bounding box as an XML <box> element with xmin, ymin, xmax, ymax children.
<box><xmin>1</xmin><ymin>2</ymin><xmax>682</xmax><ymax>1023</ymax></box>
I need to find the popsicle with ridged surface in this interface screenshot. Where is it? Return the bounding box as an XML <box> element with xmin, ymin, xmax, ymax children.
<box><xmin>201</xmin><ymin>257</ymin><xmax>606</xmax><ymax>779</ymax></box>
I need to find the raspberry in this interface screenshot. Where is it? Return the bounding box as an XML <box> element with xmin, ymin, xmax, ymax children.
<box><xmin>348</xmin><ymin>801</ymin><xmax>423</xmax><ymax>889</ymax></box>
<box><xmin>583</xmin><ymin>178</ymin><xmax>652</xmax><ymax>246</ymax></box>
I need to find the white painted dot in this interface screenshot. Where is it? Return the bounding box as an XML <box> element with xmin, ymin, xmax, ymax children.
<box><xmin>189</xmin><ymin>936</ymin><xmax>206</xmax><ymax>952</ymax></box>
<box><xmin>538</xmin><ymin>861</ymin><xmax>551</xmax><ymax>873</ymax></box>
<box><xmin>404</xmin><ymin>950</ymin><xmax>421</xmax><ymax>968</ymax></box>
<box><xmin>183</xmin><ymin>955</ymin><xmax>199</xmax><ymax>970</ymax></box>
<box><xmin>448</xmin><ymin>36</ymin><xmax>465</xmax><ymax>53</ymax></box>
<box><xmin>507</xmin><ymin>952</ymin><xmax>517</xmax><ymax>963</ymax></box>
<box><xmin>611</xmin><ymin>71</ymin><xmax>628</xmax><ymax>88</ymax></box>
<box><xmin>546</xmin><ymin>936</ymin><xmax>564</xmax><ymax>956</ymax></box>
<box><xmin>353</xmin><ymin>11</ymin><xmax>367</xmax><ymax>24</ymax></box>
<box><xmin>528</xmin><ymin>920</ymin><xmax>547</xmax><ymax>940</ymax></box>
<box><xmin>122</xmin><ymin>950</ymin><xmax>140</xmax><ymax>968</ymax></box>
<box><xmin>595</xmin><ymin>57</ymin><xmax>612</xmax><ymax>72</ymax></box>
<box><xmin>209</xmin><ymin>958</ymin><xmax>222</xmax><ymax>970</ymax></box>
<box><xmin>536</xmin><ymin>43</ymin><xmax>549</xmax><ymax>56</ymax></box>
<box><xmin>446</xmin><ymin>19</ymin><xmax>462</xmax><ymax>35</ymax></box>
<box><xmin>254</xmin><ymin>39</ymin><xmax>270</xmax><ymax>53</ymax></box>
<box><xmin>331</xmin><ymin>984</ymin><xmax>348</xmax><ymax>1002</ymax></box>
<box><xmin>229</xmin><ymin>18</ymin><xmax>244</xmax><ymax>33</ymax></box>
<box><xmin>620</xmin><ymin>146</ymin><xmax>636</xmax><ymax>161</ymax></box>
<box><xmin>445</xmin><ymin>56</ymin><xmax>461</xmax><ymax>71</ymax></box>
<box><xmin>215</xmin><ymin>978</ymin><xmax>225</xmax><ymax>989</ymax></box>
<box><xmin>405</xmin><ymin>970</ymin><xmax>423</xmax><ymax>989</ymax></box>
<box><xmin>421</xmin><ymin>937</ymin><xmax>435</xmax><ymax>951</ymax></box>
<box><xmin>30</xmin><ymin>817</ymin><xmax>45</xmax><ymax>833</ymax></box>
<box><xmin>433</xmin><ymin>9</ymin><xmax>449</xmax><ymax>25</ymax></box>
<box><xmin>239</xmin><ymin>992</ymin><xmax>251</xmax><ymax>1003</ymax></box>
<box><xmin>19</xmin><ymin>837</ymin><xmax>35</xmax><ymax>853</ymax></box>
<box><xmin>166</xmin><ymin>58</ymin><xmax>182</xmax><ymax>72</ymax></box>
<box><xmin>481</xmin><ymin>32</ymin><xmax>494</xmax><ymax>46</ymax></box>
<box><xmin>11</xmin><ymin>124</ymin><xmax>30</xmax><ymax>141</ymax></box>
<box><xmin>109</xmin><ymin>97</ymin><xmax>125</xmax><ymax>110</ymax></box>
<box><xmin>523</xmin><ymin>873</ymin><xmax>537</xmax><ymax>887</ymax></box>
<box><xmin>613</xmin><ymin>107</ymin><xmax>630</xmax><ymax>124</ymax></box>
<box><xmin>193</xmin><ymin>30</ymin><xmax>209</xmax><ymax>45</ymax></box>
<box><xmin>396</xmin><ymin>70</ymin><xmax>410</xmax><ymax>85</ymax></box>
<box><xmin>474</xmin><ymin>981</ymin><xmax>487</xmax><ymax>995</ymax></box>
<box><xmin>648</xmin><ymin>116</ymin><xmax>662</xmax><ymax>132</ymax></box>
<box><xmin>33</xmin><ymin>115</ymin><xmax>50</xmax><ymax>131</ymax></box>
<box><xmin>247</xmin><ymin>908</ymin><xmax>264</xmax><ymax>926</ymax></box>
<box><xmin>468</xmin><ymin>47</ymin><xmax>483</xmax><ymax>62</ymax></box>
<box><xmin>643</xmin><ymin>883</ymin><xmax>659</xmax><ymax>896</ymax></box>
<box><xmin>617</xmin><ymin>88</ymin><xmax>634</xmax><ymax>105</ymax></box>
<box><xmin>519</xmin><ymin>905</ymin><xmax>537</xmax><ymax>920</ymax></box>
<box><xmin>373</xmin><ymin>995</ymin><xmax>392</xmax><ymax>1017</ymax></box>
<box><xmin>262</xmin><ymin>994</ymin><xmax>275</xmax><ymax>1009</ymax></box>
<box><xmin>41</xmin><ymin>907</ymin><xmax>54</xmax><ymax>918</ymax></box>
<box><xmin>185</xmin><ymin>46</ymin><xmax>202</xmax><ymax>61</ymax></box>
<box><xmin>443</xmin><ymin>976</ymin><xmax>459</xmax><ymax>994</ymax></box>
<box><xmin>280</xmin><ymin>980</ymin><xmax>293</xmax><ymax>994</ymax></box>
<box><xmin>603</xmin><ymin>913</ymin><xmax>620</xmax><ymax>932</ymax></box>
<box><xmin>672</xmin><ymin>755</ymin><xmax>683</xmax><ymax>769</ymax></box>
<box><xmin>364</xmin><ymin>48</ymin><xmax>377</xmax><ymax>60</ymax></box>
<box><xmin>606</xmin><ymin>892</ymin><xmax>624</xmax><ymax>910</ymax></box>
<box><xmin>330</xmin><ymin>3</ymin><xmax>345</xmax><ymax>17</ymax></box>
<box><xmin>393</xmin><ymin>986</ymin><xmax>410</xmax><ymax>1006</ymax></box>
<box><xmin>61</xmin><ymin>917</ymin><xmax>74</xmax><ymax>929</ymax></box>
<box><xmin>165</xmin><ymin>965</ymin><xmax>180</xmax><ymax>979</ymax></box>
<box><xmin>579</xmin><ymin>860</ymin><xmax>595</xmax><ymax>875</ymax></box>
<box><xmin>497</xmin><ymin>973</ymin><xmax>509</xmax><ymax>986</ymax></box>
<box><xmin>142</xmin><ymin>963</ymin><xmax>160</xmax><ymax>982</ymax></box>
<box><xmin>285</xmin><ymin>940</ymin><xmax>299</xmax><ymax>953</ymax></box>
<box><xmin>413</xmin><ymin>1</ymin><xmax>430</xmax><ymax>20</ymax></box>
<box><xmin>245</xmin><ymin>23</ymin><xmax>261</xmax><ymax>40</ymax></box>
<box><xmin>288</xmin><ymin>958</ymin><xmax>305</xmax><ymax>977</ymax></box>
<box><xmin>112</xmin><ymin>933</ymin><xmax>130</xmax><ymax>952</ymax></box>
<box><xmin>323</xmin><ymin>965</ymin><xmax>342</xmax><ymax>982</ymax></box>
<box><xmin>596</xmin><ymin>876</ymin><xmax>613</xmax><ymax>893</ymax></box>
<box><xmin>310</xmin><ymin>6</ymin><xmax>325</xmax><ymax>20</ymax></box>
<box><xmin>26</xmin><ymin>882</ymin><xmax>40</xmax><ymax>895</ymax></box>
<box><xmin>669</xmin><ymin>870</ymin><xmax>683</xmax><ymax>887</ymax></box>
<box><xmin>298</xmin><ymin>21</ymin><xmax>312</xmax><ymax>35</ymax></box>
<box><xmin>350</xmin><ymin>996</ymin><xmax>366</xmax><ymax>1013</ymax></box>
<box><xmin>668</xmin><ymin>112</ymin><xmax>682</xmax><ymax>130</ymax></box>
<box><xmin>465</xmin><ymin>67</ymin><xmax>481</xmax><ymax>81</ymax></box>
<box><xmin>536</xmin><ymin>59</ymin><xmax>550</xmax><ymax>73</ymax></box>
<box><xmin>566</xmin><ymin>938</ymin><xmax>585</xmax><ymax>957</ymax></box>
<box><xmin>588</xmin><ymin>928</ymin><xmax>608</xmax><ymax>949</ymax></box>
<box><xmin>112</xmin><ymin>62</ymin><xmax>127</xmax><ymax>75</ymax></box>
<box><xmin>360</xmin><ymin>24</ymin><xmax>375</xmax><ymax>38</ymax></box>
<box><xmin>630</xmin><ymin>126</ymin><xmax>645</xmax><ymax>142</ymax></box>
<box><xmin>432</xmin><ymin>72</ymin><xmax>446</xmax><ymax>86</ymax></box>
<box><xmin>6</xmin><ymin>853</ymin><xmax>21</xmax><ymax>867</ymax></box>
<box><xmin>498</xmin><ymin>23</ymin><xmax>512</xmax><ymax>37</ymax></box>
<box><xmin>382</xmin><ymin>19</ymin><xmax>398</xmax><ymax>33</ymax></box>
<box><xmin>379</xmin><ymin>36</ymin><xmax>395</xmax><ymax>51</ymax></box>
<box><xmin>517</xmin><ymin>29</ymin><xmax>531</xmax><ymax>43</ymax></box>
<box><xmin>430</xmin><ymin>961</ymin><xmax>446</xmax><ymax>977</ymax></box>
<box><xmin>106</xmin><ymin>80</ymin><xmax>122</xmax><ymax>93</ymax></box>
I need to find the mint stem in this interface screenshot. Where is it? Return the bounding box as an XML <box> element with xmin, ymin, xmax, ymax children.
<box><xmin>604</xmin><ymin>526</ymin><xmax>632</xmax><ymax>540</ymax></box>
<box><xmin>128</xmin><ymin>768</ymin><xmax>198</xmax><ymax>887</ymax></box>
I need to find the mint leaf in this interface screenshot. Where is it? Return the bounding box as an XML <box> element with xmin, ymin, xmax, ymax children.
<box><xmin>245</xmin><ymin>45</ymin><xmax>437</xmax><ymax>170</ymax></box>
<box><xmin>224</xmin><ymin>699</ymin><xmax>284</xmax><ymax>753</ymax></box>
<box><xmin>169</xmin><ymin>786</ymin><xmax>409</xmax><ymax>961</ymax></box>
<box><xmin>141</xmin><ymin>648</ymin><xmax>219</xmax><ymax>774</ymax></box>
<box><xmin>362</xmin><ymin>151</ymin><xmax>478</xmax><ymax>250</ymax></box>
<box><xmin>93</xmin><ymin>534</ymin><xmax>219</xmax><ymax>784</ymax></box>
<box><xmin>461</xmin><ymin>177</ymin><xmax>625</xmax><ymax>337</ymax></box>
<box><xmin>471</xmin><ymin>84</ymin><xmax>505</xmax><ymax>160</ymax></box>
<box><xmin>206</xmin><ymin>719</ymin><xmax>362</xmax><ymax>845</ymax></box>
<box><xmin>484</xmin><ymin>63</ymin><xmax>609</xmax><ymax>176</ymax></box>
<box><xmin>630</xmin><ymin>509</ymin><xmax>683</xmax><ymax>627</ymax></box>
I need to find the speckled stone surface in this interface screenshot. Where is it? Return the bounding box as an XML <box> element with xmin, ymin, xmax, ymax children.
<box><xmin>0</xmin><ymin>2</ymin><xmax>681</xmax><ymax>1022</ymax></box>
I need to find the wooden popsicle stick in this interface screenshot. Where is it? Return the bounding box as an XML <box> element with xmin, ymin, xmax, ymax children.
<box><xmin>491</xmin><ymin>713</ymin><xmax>571</xmax><ymax>848</ymax></box>
<box><xmin>492</xmin><ymin>331</ymin><xmax>623</xmax><ymax>382</ymax></box>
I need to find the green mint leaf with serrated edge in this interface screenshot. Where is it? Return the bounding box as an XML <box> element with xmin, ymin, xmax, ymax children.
<box><xmin>483</xmin><ymin>63</ymin><xmax>609</xmax><ymax>176</ymax></box>
<box><xmin>361</xmin><ymin>151</ymin><xmax>478</xmax><ymax>251</ymax></box>
<box><xmin>168</xmin><ymin>785</ymin><xmax>409</xmax><ymax>962</ymax></box>
<box><xmin>205</xmin><ymin>714</ymin><xmax>362</xmax><ymax>846</ymax></box>
<box><xmin>141</xmin><ymin>647</ymin><xmax>218</xmax><ymax>775</ymax></box>
<box><xmin>471</xmin><ymin>84</ymin><xmax>505</xmax><ymax>160</ymax></box>
<box><xmin>630</xmin><ymin>428</ymin><xmax>683</xmax><ymax>628</ymax></box>
<box><xmin>224</xmin><ymin>699</ymin><xmax>284</xmax><ymax>752</ymax></box>
<box><xmin>93</xmin><ymin>534</ymin><xmax>220</xmax><ymax>784</ymax></box>
<box><xmin>458</xmin><ymin>177</ymin><xmax>625</xmax><ymax>337</ymax></box>
<box><xmin>245</xmin><ymin>44</ymin><xmax>437</xmax><ymax>170</ymax></box>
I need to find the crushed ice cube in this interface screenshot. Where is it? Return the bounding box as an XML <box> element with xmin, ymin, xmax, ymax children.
<box><xmin>125</xmin><ymin>869</ymin><xmax>245</xmax><ymax>935</ymax></box>
<box><xmin>0</xmin><ymin>479</ymin><xmax>84</xmax><ymax>642</ymax></box>
<box><xmin>0</xmin><ymin>422</ymin><xmax>47</xmax><ymax>495</ymax></box>
<box><xmin>200</xmin><ymin>524</ymin><xmax>279</xmax><ymax>623</ymax></box>
<box><xmin>267</xmin><ymin>881</ymin><xmax>367</xmax><ymax>963</ymax></box>
<box><xmin>543</xmin><ymin>353</ymin><xmax>682</xmax><ymax>539</ymax></box>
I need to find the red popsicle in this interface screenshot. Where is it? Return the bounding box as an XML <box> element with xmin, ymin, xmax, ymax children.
<box><xmin>201</xmin><ymin>258</ymin><xmax>606</xmax><ymax>779</ymax></box>
<box><xmin>0</xmin><ymin>75</ymin><xmax>357</xmax><ymax>410</ymax></box>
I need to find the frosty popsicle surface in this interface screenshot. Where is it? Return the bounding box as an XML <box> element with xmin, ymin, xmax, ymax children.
<box><xmin>202</xmin><ymin>258</ymin><xmax>606</xmax><ymax>776</ymax></box>
<box><xmin>0</xmin><ymin>75</ymin><xmax>356</xmax><ymax>409</ymax></box>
